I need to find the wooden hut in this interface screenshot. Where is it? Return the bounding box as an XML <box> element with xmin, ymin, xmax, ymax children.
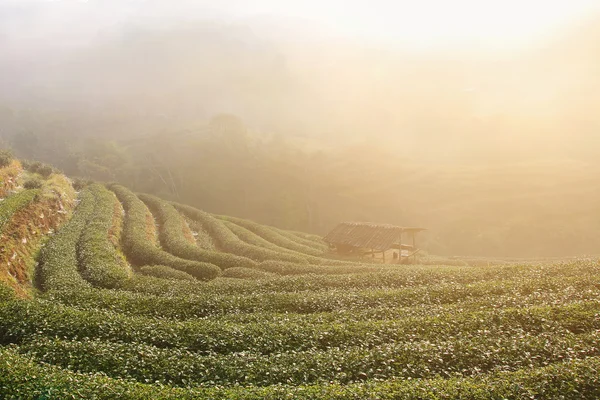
<box><xmin>323</xmin><ymin>222</ymin><xmax>426</xmax><ymax>264</ymax></box>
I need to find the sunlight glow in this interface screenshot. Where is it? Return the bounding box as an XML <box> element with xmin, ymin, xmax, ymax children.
<box><xmin>226</xmin><ymin>0</ymin><xmax>600</xmax><ymax>49</ymax></box>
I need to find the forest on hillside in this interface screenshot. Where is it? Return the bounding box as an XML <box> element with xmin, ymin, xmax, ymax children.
<box><xmin>1</xmin><ymin>110</ymin><xmax>599</xmax><ymax>258</ymax></box>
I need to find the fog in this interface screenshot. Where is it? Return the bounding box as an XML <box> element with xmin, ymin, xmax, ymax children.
<box><xmin>1</xmin><ymin>1</ymin><xmax>599</xmax><ymax>257</ymax></box>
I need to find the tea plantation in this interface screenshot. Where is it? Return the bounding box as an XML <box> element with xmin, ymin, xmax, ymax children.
<box><xmin>0</xmin><ymin>159</ymin><xmax>599</xmax><ymax>399</ymax></box>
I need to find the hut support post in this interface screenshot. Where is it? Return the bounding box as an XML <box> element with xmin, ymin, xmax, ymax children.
<box><xmin>398</xmin><ymin>230</ymin><xmax>403</xmax><ymax>264</ymax></box>
<box><xmin>412</xmin><ymin>231</ymin><xmax>416</xmax><ymax>262</ymax></box>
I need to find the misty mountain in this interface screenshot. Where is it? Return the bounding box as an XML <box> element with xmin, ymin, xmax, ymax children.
<box><xmin>1</xmin><ymin>5</ymin><xmax>599</xmax><ymax>161</ymax></box>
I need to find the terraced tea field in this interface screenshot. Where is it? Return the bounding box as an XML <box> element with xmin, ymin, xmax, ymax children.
<box><xmin>0</xmin><ymin>160</ymin><xmax>599</xmax><ymax>399</ymax></box>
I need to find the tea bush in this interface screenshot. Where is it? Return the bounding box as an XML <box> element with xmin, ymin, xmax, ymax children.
<box><xmin>174</xmin><ymin>202</ymin><xmax>310</xmax><ymax>264</ymax></box>
<box><xmin>109</xmin><ymin>185</ymin><xmax>220</xmax><ymax>281</ymax></box>
<box><xmin>139</xmin><ymin>193</ymin><xmax>256</xmax><ymax>270</ymax></box>
<box><xmin>36</xmin><ymin>189</ymin><xmax>94</xmax><ymax>291</ymax></box>
<box><xmin>139</xmin><ymin>265</ymin><xmax>195</xmax><ymax>281</ymax></box>
<box><xmin>77</xmin><ymin>184</ymin><xmax>130</xmax><ymax>288</ymax></box>
<box><xmin>219</xmin><ymin>214</ymin><xmax>328</xmax><ymax>255</ymax></box>
<box><xmin>2</xmin><ymin>348</ymin><xmax>598</xmax><ymax>399</ymax></box>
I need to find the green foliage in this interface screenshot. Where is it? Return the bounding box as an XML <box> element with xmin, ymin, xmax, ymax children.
<box><xmin>43</xmin><ymin>268</ymin><xmax>600</xmax><ymax>323</ymax></box>
<box><xmin>219</xmin><ymin>215</ymin><xmax>327</xmax><ymax>255</ymax></box>
<box><xmin>23</xmin><ymin>177</ymin><xmax>43</xmax><ymax>189</ymax></box>
<box><xmin>115</xmin><ymin>263</ymin><xmax>498</xmax><ymax>298</ymax></box>
<box><xmin>37</xmin><ymin>164</ymin><xmax>54</xmax><ymax>178</ymax></box>
<box><xmin>0</xmin><ymin>347</ymin><xmax>188</xmax><ymax>400</ymax></box>
<box><xmin>222</xmin><ymin>222</ymin><xmax>352</xmax><ymax>267</ymax></box>
<box><xmin>222</xmin><ymin>220</ymin><xmax>301</xmax><ymax>254</ymax></box>
<box><xmin>174</xmin><ymin>202</ymin><xmax>311</xmax><ymax>265</ymax></box>
<box><xmin>17</xmin><ymin>329</ymin><xmax>600</xmax><ymax>387</ymax></box>
<box><xmin>221</xmin><ymin>267</ymin><xmax>275</xmax><ymax>280</ymax></box>
<box><xmin>285</xmin><ymin>230</ymin><xmax>327</xmax><ymax>246</ymax></box>
<box><xmin>1</xmin><ymin>347</ymin><xmax>600</xmax><ymax>399</ymax></box>
<box><xmin>0</xmin><ymin>297</ymin><xmax>599</xmax><ymax>389</ymax></box>
<box><xmin>36</xmin><ymin>189</ymin><xmax>94</xmax><ymax>292</ymax></box>
<box><xmin>46</xmin><ymin>260</ymin><xmax>597</xmax><ymax>313</ymax></box>
<box><xmin>0</xmin><ymin>148</ymin><xmax>13</xmax><ymax>168</ymax></box>
<box><xmin>109</xmin><ymin>185</ymin><xmax>220</xmax><ymax>281</ymax></box>
<box><xmin>207</xmin><ymin>217</ymin><xmax>348</xmax><ymax>268</ymax></box>
<box><xmin>139</xmin><ymin>193</ymin><xmax>254</xmax><ymax>270</ymax></box>
<box><xmin>257</xmin><ymin>260</ymin><xmax>322</xmax><ymax>275</ymax></box>
<box><xmin>0</xmin><ymin>257</ymin><xmax>599</xmax><ymax>397</ymax></box>
<box><xmin>186</xmin><ymin>218</ymin><xmax>215</xmax><ymax>250</ymax></box>
<box><xmin>0</xmin><ymin>282</ymin><xmax>15</xmax><ymax>302</ymax></box>
<box><xmin>23</xmin><ymin>160</ymin><xmax>55</xmax><ymax>178</ymax></box>
<box><xmin>0</xmin><ymin>189</ymin><xmax>39</xmax><ymax>232</ymax></box>
<box><xmin>72</xmin><ymin>177</ymin><xmax>93</xmax><ymax>191</ymax></box>
<box><xmin>4</xmin><ymin>277</ymin><xmax>599</xmax><ymax>353</ymax></box>
<box><xmin>20</xmin><ymin>159</ymin><xmax>33</xmax><ymax>170</ymax></box>
<box><xmin>139</xmin><ymin>265</ymin><xmax>195</xmax><ymax>281</ymax></box>
<box><xmin>256</xmin><ymin>260</ymin><xmax>363</xmax><ymax>275</ymax></box>
<box><xmin>77</xmin><ymin>184</ymin><xmax>130</xmax><ymax>288</ymax></box>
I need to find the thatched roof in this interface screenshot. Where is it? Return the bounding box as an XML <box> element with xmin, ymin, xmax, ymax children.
<box><xmin>323</xmin><ymin>222</ymin><xmax>426</xmax><ymax>252</ymax></box>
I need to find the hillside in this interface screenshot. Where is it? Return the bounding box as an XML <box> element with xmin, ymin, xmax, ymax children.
<box><xmin>0</xmin><ymin>154</ymin><xmax>599</xmax><ymax>398</ymax></box>
<box><xmin>4</xmin><ymin>113</ymin><xmax>600</xmax><ymax>259</ymax></box>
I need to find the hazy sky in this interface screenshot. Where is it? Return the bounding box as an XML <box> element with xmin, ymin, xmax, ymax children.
<box><xmin>2</xmin><ymin>0</ymin><xmax>599</xmax><ymax>50</ymax></box>
<box><xmin>205</xmin><ymin>0</ymin><xmax>600</xmax><ymax>48</ymax></box>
